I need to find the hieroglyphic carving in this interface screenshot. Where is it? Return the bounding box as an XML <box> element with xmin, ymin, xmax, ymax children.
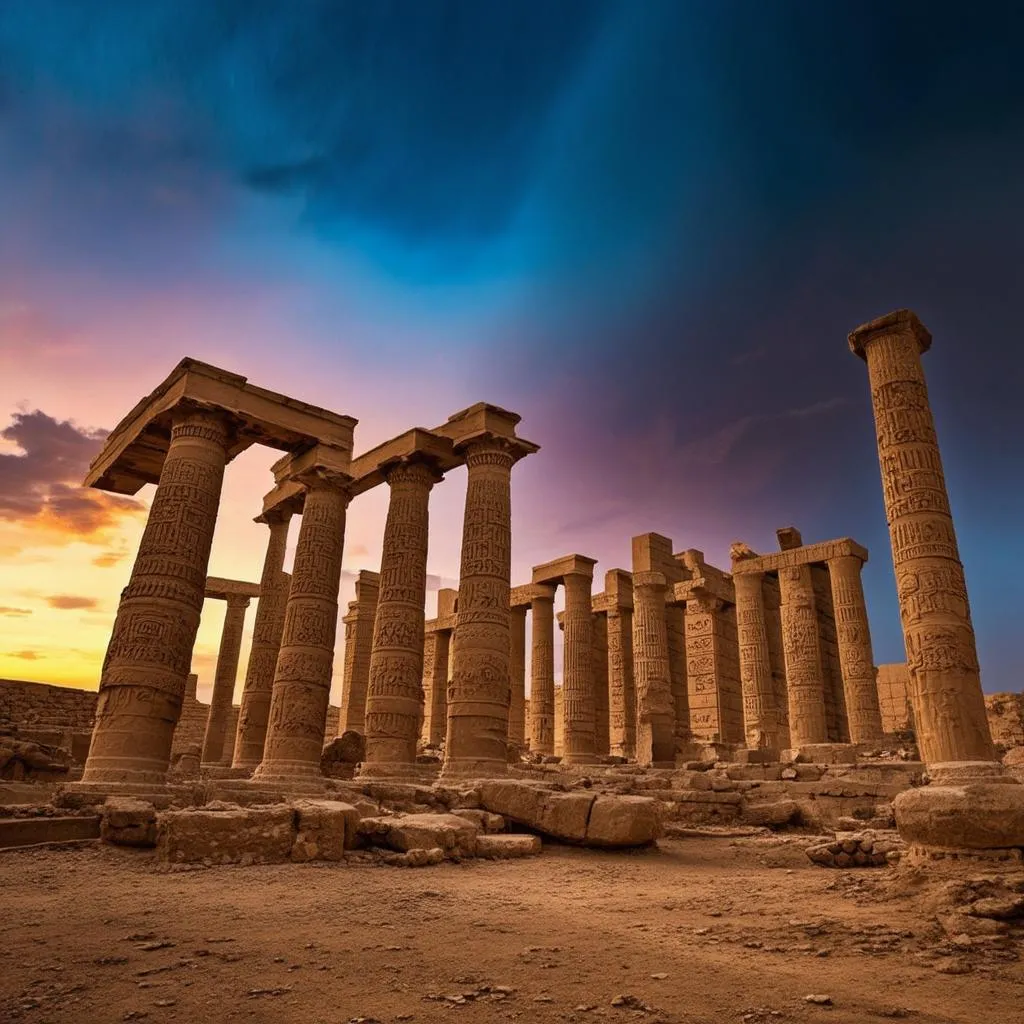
<box><xmin>827</xmin><ymin>554</ymin><xmax>884</xmax><ymax>742</ymax></box>
<box><xmin>685</xmin><ymin>594</ymin><xmax>744</xmax><ymax>744</ymax></box>
<box><xmin>337</xmin><ymin>571</ymin><xmax>379</xmax><ymax>735</ymax></box>
<box><xmin>592</xmin><ymin>611</ymin><xmax>610</xmax><ymax>756</ymax></box>
<box><xmin>777</xmin><ymin>565</ymin><xmax>828</xmax><ymax>746</ymax></box>
<box><xmin>421</xmin><ymin>626</ymin><xmax>451</xmax><ymax>746</ymax></box>
<box><xmin>733</xmin><ymin>571</ymin><xmax>783</xmax><ymax>749</ymax></box>
<box><xmin>762</xmin><ymin>576</ymin><xmax>791</xmax><ymax>748</ymax></box>
<box><xmin>81</xmin><ymin>408</ymin><xmax>231</xmax><ymax>786</ymax></box>
<box><xmin>812</xmin><ymin>565</ymin><xmax>847</xmax><ymax>742</ymax></box>
<box><xmin>562</xmin><ymin>572</ymin><xmax>597</xmax><ymax>764</ymax></box>
<box><xmin>631</xmin><ymin>571</ymin><xmax>675</xmax><ymax>764</ymax></box>
<box><xmin>508</xmin><ymin>606</ymin><xmax>528</xmax><ymax>748</ymax></box>
<box><xmin>255</xmin><ymin>475</ymin><xmax>350</xmax><ymax>781</ymax></box>
<box><xmin>443</xmin><ymin>438</ymin><xmax>520</xmax><ymax>777</ymax></box>
<box><xmin>232</xmin><ymin>513</ymin><xmax>292</xmax><ymax>768</ymax></box>
<box><xmin>200</xmin><ymin>593</ymin><xmax>250</xmax><ymax>765</ymax></box>
<box><xmin>666</xmin><ymin>604</ymin><xmax>691</xmax><ymax>741</ymax></box>
<box><xmin>850</xmin><ymin>310</ymin><xmax>996</xmax><ymax>769</ymax></box>
<box><xmin>361</xmin><ymin>461</ymin><xmax>440</xmax><ymax>774</ymax></box>
<box><xmin>606</xmin><ymin>606</ymin><xmax>636</xmax><ymax>757</ymax></box>
<box><xmin>529</xmin><ymin>592</ymin><xmax>556</xmax><ymax>755</ymax></box>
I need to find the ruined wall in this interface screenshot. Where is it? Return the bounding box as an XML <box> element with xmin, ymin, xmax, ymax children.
<box><xmin>0</xmin><ymin>678</ymin><xmax>97</xmax><ymax>732</ymax></box>
<box><xmin>876</xmin><ymin>663</ymin><xmax>914</xmax><ymax>734</ymax></box>
<box><xmin>986</xmin><ymin>692</ymin><xmax>1024</xmax><ymax>750</ymax></box>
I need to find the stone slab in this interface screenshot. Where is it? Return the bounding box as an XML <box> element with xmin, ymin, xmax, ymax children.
<box><xmin>0</xmin><ymin>815</ymin><xmax>100</xmax><ymax>849</ymax></box>
<box><xmin>156</xmin><ymin>805</ymin><xmax>296</xmax><ymax>865</ymax></box>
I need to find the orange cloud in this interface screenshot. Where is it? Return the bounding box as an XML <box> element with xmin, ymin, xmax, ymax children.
<box><xmin>0</xmin><ymin>606</ymin><xmax>32</xmax><ymax>617</ymax></box>
<box><xmin>45</xmin><ymin>595</ymin><xmax>99</xmax><ymax>610</ymax></box>
<box><xmin>8</xmin><ymin>650</ymin><xmax>41</xmax><ymax>660</ymax></box>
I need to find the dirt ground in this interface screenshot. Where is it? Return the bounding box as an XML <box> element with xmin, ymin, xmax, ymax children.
<box><xmin>1</xmin><ymin>834</ymin><xmax>1020</xmax><ymax>1024</ymax></box>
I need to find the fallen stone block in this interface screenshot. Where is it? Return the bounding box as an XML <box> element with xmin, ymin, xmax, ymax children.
<box><xmin>358</xmin><ymin>813</ymin><xmax>479</xmax><ymax>857</ymax></box>
<box><xmin>475</xmin><ymin>834</ymin><xmax>542</xmax><ymax>859</ymax></box>
<box><xmin>0</xmin><ymin>814</ymin><xmax>99</xmax><ymax>849</ymax></box>
<box><xmin>451</xmin><ymin>808</ymin><xmax>506</xmax><ymax>832</ymax></box>
<box><xmin>156</xmin><ymin>805</ymin><xmax>295</xmax><ymax>866</ymax></box>
<box><xmin>740</xmin><ymin>799</ymin><xmax>800</xmax><ymax>829</ymax></box>
<box><xmin>290</xmin><ymin>800</ymin><xmax>359</xmax><ymax>862</ymax></box>
<box><xmin>585</xmin><ymin>796</ymin><xmax>661</xmax><ymax>848</ymax></box>
<box><xmin>479</xmin><ymin>781</ymin><xmax>594</xmax><ymax>842</ymax></box>
<box><xmin>101</xmin><ymin>798</ymin><xmax>158</xmax><ymax>848</ymax></box>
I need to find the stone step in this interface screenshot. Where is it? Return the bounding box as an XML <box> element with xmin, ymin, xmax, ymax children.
<box><xmin>0</xmin><ymin>815</ymin><xmax>100</xmax><ymax>850</ymax></box>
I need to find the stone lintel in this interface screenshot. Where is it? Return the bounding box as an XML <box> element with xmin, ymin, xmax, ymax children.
<box><xmin>532</xmin><ymin>554</ymin><xmax>598</xmax><ymax>585</ymax></box>
<box><xmin>730</xmin><ymin>537</ymin><xmax>869</xmax><ymax>575</ymax></box>
<box><xmin>510</xmin><ymin>582</ymin><xmax>557</xmax><ymax>608</ymax></box>
<box><xmin>632</xmin><ymin>533</ymin><xmax>686</xmax><ymax>583</ymax></box>
<box><xmin>261</xmin><ymin>443</ymin><xmax>355</xmax><ymax>516</ymax></box>
<box><xmin>346</xmin><ymin>428</ymin><xmax>460</xmax><ymax>496</ymax></box>
<box><xmin>671</xmin><ymin>575</ymin><xmax>735</xmax><ymax>607</ymax></box>
<box><xmin>632</xmin><ymin>570</ymin><xmax>668</xmax><ymax>589</ymax></box>
<box><xmin>425</xmin><ymin>614</ymin><xmax>457</xmax><ymax>634</ymax></box>
<box><xmin>204</xmin><ymin>577</ymin><xmax>262</xmax><ymax>602</ymax></box>
<box><xmin>86</xmin><ymin>358</ymin><xmax>357</xmax><ymax>494</ymax></box>
<box><xmin>848</xmin><ymin>308</ymin><xmax>932</xmax><ymax>361</ymax></box>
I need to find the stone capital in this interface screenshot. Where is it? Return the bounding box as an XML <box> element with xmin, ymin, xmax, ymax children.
<box><xmin>532</xmin><ymin>553</ymin><xmax>598</xmax><ymax>585</ymax></box>
<box><xmin>848</xmin><ymin>308</ymin><xmax>932</xmax><ymax>361</ymax></box>
<box><xmin>254</xmin><ymin>507</ymin><xmax>293</xmax><ymax>527</ymax></box>
<box><xmin>225</xmin><ymin>594</ymin><xmax>252</xmax><ymax>610</ymax></box>
<box><xmin>632</xmin><ymin>570</ymin><xmax>668</xmax><ymax>590</ymax></box>
<box><xmin>454</xmin><ymin>431</ymin><xmax>540</xmax><ymax>465</ymax></box>
<box><xmin>380</xmin><ymin>455</ymin><xmax>446</xmax><ymax>487</ymax></box>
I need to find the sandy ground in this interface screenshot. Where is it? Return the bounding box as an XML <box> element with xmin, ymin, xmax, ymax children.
<box><xmin>1</xmin><ymin>835</ymin><xmax>1020</xmax><ymax>1024</ymax></box>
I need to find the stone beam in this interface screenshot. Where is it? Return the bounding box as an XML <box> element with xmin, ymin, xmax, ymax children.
<box><xmin>671</xmin><ymin>574</ymin><xmax>735</xmax><ymax>607</ymax></box>
<box><xmin>510</xmin><ymin>582</ymin><xmax>557</xmax><ymax>609</ymax></box>
<box><xmin>261</xmin><ymin>443</ymin><xmax>355</xmax><ymax>517</ymax></box>
<box><xmin>425</xmin><ymin>614</ymin><xmax>458</xmax><ymax>634</ymax></box>
<box><xmin>532</xmin><ymin>554</ymin><xmax>597</xmax><ymax>585</ymax></box>
<box><xmin>87</xmin><ymin>358</ymin><xmax>357</xmax><ymax>494</ymax></box>
<box><xmin>730</xmin><ymin>538</ymin><xmax>869</xmax><ymax>575</ymax></box>
<box><xmin>204</xmin><ymin>577</ymin><xmax>262</xmax><ymax>601</ymax></box>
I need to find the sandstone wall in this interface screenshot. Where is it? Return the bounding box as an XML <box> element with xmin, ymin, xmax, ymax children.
<box><xmin>876</xmin><ymin>663</ymin><xmax>914</xmax><ymax>733</ymax></box>
<box><xmin>0</xmin><ymin>678</ymin><xmax>98</xmax><ymax>731</ymax></box>
<box><xmin>986</xmin><ymin>692</ymin><xmax>1024</xmax><ymax>750</ymax></box>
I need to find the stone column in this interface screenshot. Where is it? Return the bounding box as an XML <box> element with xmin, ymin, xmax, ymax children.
<box><xmin>827</xmin><ymin>554</ymin><xmax>884</xmax><ymax>743</ymax></box>
<box><xmin>79</xmin><ymin>408</ymin><xmax>231</xmax><ymax>789</ymax></box>
<box><xmin>337</xmin><ymin>571</ymin><xmax>379</xmax><ymax>735</ymax></box>
<box><xmin>631</xmin><ymin>571</ymin><xmax>676</xmax><ymax>765</ymax></box>
<box><xmin>733</xmin><ymin>571</ymin><xmax>782</xmax><ymax>750</ymax></box>
<box><xmin>361</xmin><ymin>461</ymin><xmax>441</xmax><ymax>775</ymax></box>
<box><xmin>508</xmin><ymin>606</ymin><xmax>528</xmax><ymax>749</ymax></box>
<box><xmin>200</xmin><ymin>594</ymin><xmax>250</xmax><ymax>766</ymax></box>
<box><xmin>849</xmin><ymin>310</ymin><xmax>997</xmax><ymax>778</ymax></box>
<box><xmin>441</xmin><ymin>438</ymin><xmax>518</xmax><ymax>777</ymax></box>
<box><xmin>253</xmin><ymin>471</ymin><xmax>351</xmax><ymax>784</ymax></box>
<box><xmin>606</xmin><ymin>606</ymin><xmax>636</xmax><ymax>758</ymax></box>
<box><xmin>421</xmin><ymin>628</ymin><xmax>451</xmax><ymax>746</ymax></box>
<box><xmin>232</xmin><ymin>512</ymin><xmax>292</xmax><ymax>769</ymax></box>
<box><xmin>778</xmin><ymin>565</ymin><xmax>828</xmax><ymax>747</ymax></box>
<box><xmin>561</xmin><ymin>572</ymin><xmax>596</xmax><ymax>764</ymax></box>
<box><xmin>529</xmin><ymin>590</ymin><xmax>556</xmax><ymax>755</ymax></box>
<box><xmin>592</xmin><ymin>612</ymin><xmax>610</xmax><ymax>756</ymax></box>
<box><xmin>666</xmin><ymin>604</ymin><xmax>691</xmax><ymax>741</ymax></box>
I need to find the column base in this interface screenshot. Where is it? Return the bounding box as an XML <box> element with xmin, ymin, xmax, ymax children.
<box><xmin>926</xmin><ymin>760</ymin><xmax>1015</xmax><ymax>786</ymax></box>
<box><xmin>355</xmin><ymin>762</ymin><xmax>440</xmax><ymax>781</ymax></box>
<box><xmin>56</xmin><ymin>780</ymin><xmax>188</xmax><ymax>809</ymax></box>
<box><xmin>440</xmin><ymin>759</ymin><xmax>508</xmax><ymax>780</ymax></box>
<box><xmin>230</xmin><ymin>777</ymin><xmax>330</xmax><ymax>799</ymax></box>
<box><xmin>562</xmin><ymin>753</ymin><xmax>601</xmax><ymax>766</ymax></box>
<box><xmin>201</xmin><ymin>765</ymin><xmax>253</xmax><ymax>780</ymax></box>
<box><xmin>894</xmin><ymin>780</ymin><xmax>1024</xmax><ymax>855</ymax></box>
<box><xmin>782</xmin><ymin>743</ymin><xmax>858</xmax><ymax>765</ymax></box>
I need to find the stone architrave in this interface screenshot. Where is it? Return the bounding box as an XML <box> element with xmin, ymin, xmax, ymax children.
<box><xmin>337</xmin><ymin>571</ymin><xmax>380</xmax><ymax>736</ymax></box>
<box><xmin>232</xmin><ymin>512</ymin><xmax>292</xmax><ymax>769</ymax></box>
<box><xmin>80</xmin><ymin>408</ymin><xmax>233</xmax><ymax>788</ymax></box>
<box><xmin>200</xmin><ymin>593</ymin><xmax>251</xmax><ymax>766</ymax></box>
<box><xmin>777</xmin><ymin>565</ymin><xmax>829</xmax><ymax>746</ymax></box>
<box><xmin>442</xmin><ymin>432</ymin><xmax>535</xmax><ymax>778</ymax></box>
<box><xmin>732</xmin><ymin>571</ymin><xmax>782</xmax><ymax>750</ymax></box>
<box><xmin>508</xmin><ymin>606</ymin><xmax>528</xmax><ymax>749</ymax></box>
<box><xmin>561</xmin><ymin>570</ymin><xmax>597</xmax><ymax>764</ymax></box>
<box><xmin>827</xmin><ymin>554</ymin><xmax>884</xmax><ymax>743</ymax></box>
<box><xmin>631</xmin><ymin>571</ymin><xmax>676</xmax><ymax>765</ymax></box>
<box><xmin>253</xmin><ymin>469</ymin><xmax>352</xmax><ymax>784</ymax></box>
<box><xmin>361</xmin><ymin>459</ymin><xmax>443</xmax><ymax>775</ymax></box>
<box><xmin>421</xmin><ymin>627</ymin><xmax>451</xmax><ymax>746</ymax></box>
<box><xmin>592</xmin><ymin>611</ymin><xmax>610</xmax><ymax>756</ymax></box>
<box><xmin>529</xmin><ymin>589</ymin><xmax>556</xmax><ymax>755</ymax></box>
<box><xmin>849</xmin><ymin>310</ymin><xmax>999</xmax><ymax>779</ymax></box>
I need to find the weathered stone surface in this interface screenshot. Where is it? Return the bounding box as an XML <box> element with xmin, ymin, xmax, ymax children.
<box><xmin>475</xmin><ymin>834</ymin><xmax>542</xmax><ymax>858</ymax></box>
<box><xmin>357</xmin><ymin>813</ymin><xmax>480</xmax><ymax>857</ymax></box>
<box><xmin>451</xmin><ymin>809</ymin><xmax>506</xmax><ymax>833</ymax></box>
<box><xmin>290</xmin><ymin>799</ymin><xmax>359</xmax><ymax>862</ymax></box>
<box><xmin>740</xmin><ymin>799</ymin><xmax>800</xmax><ymax>828</ymax></box>
<box><xmin>321</xmin><ymin>732</ymin><xmax>367</xmax><ymax>777</ymax></box>
<box><xmin>156</xmin><ymin>805</ymin><xmax>295</xmax><ymax>865</ymax></box>
<box><xmin>585</xmin><ymin>795</ymin><xmax>661</xmax><ymax>848</ymax></box>
<box><xmin>101</xmin><ymin>797</ymin><xmax>158</xmax><ymax>847</ymax></box>
<box><xmin>894</xmin><ymin>784</ymin><xmax>1024</xmax><ymax>852</ymax></box>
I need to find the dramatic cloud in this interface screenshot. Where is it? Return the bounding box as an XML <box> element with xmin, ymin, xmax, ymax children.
<box><xmin>0</xmin><ymin>606</ymin><xmax>31</xmax><ymax>617</ymax></box>
<box><xmin>92</xmin><ymin>549</ymin><xmax>128</xmax><ymax>569</ymax></box>
<box><xmin>0</xmin><ymin>409</ymin><xmax>145</xmax><ymax>541</ymax></box>
<box><xmin>45</xmin><ymin>595</ymin><xmax>99</xmax><ymax>611</ymax></box>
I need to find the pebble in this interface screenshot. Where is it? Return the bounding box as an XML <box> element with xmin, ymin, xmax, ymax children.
<box><xmin>650</xmin><ymin>973</ymin><xmax>668</xmax><ymax>979</ymax></box>
<box><xmin>804</xmin><ymin>994</ymin><xmax>833</xmax><ymax>1005</ymax></box>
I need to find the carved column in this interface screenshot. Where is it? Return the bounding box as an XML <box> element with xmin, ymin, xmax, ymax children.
<box><xmin>529</xmin><ymin>590</ymin><xmax>556</xmax><ymax>755</ymax></box>
<box><xmin>631</xmin><ymin>572</ymin><xmax>676</xmax><ymax>765</ymax></box>
<box><xmin>421</xmin><ymin>628</ymin><xmax>450</xmax><ymax>746</ymax></box>
<box><xmin>200</xmin><ymin>594</ymin><xmax>250</xmax><ymax>766</ymax></box>
<box><xmin>849</xmin><ymin>310</ymin><xmax>997</xmax><ymax>779</ymax></box>
<box><xmin>734</xmin><ymin>572</ymin><xmax>782</xmax><ymax>749</ymax></box>
<box><xmin>232</xmin><ymin>512</ymin><xmax>292</xmax><ymax>768</ymax></box>
<box><xmin>337</xmin><ymin>571</ymin><xmax>379</xmax><ymax>735</ymax></box>
<box><xmin>827</xmin><ymin>554</ymin><xmax>884</xmax><ymax>743</ymax></box>
<box><xmin>80</xmin><ymin>408</ymin><xmax>231</xmax><ymax>788</ymax></box>
<box><xmin>508</xmin><ymin>606</ymin><xmax>528</xmax><ymax>749</ymax></box>
<box><xmin>606</xmin><ymin>606</ymin><xmax>636</xmax><ymax>758</ymax></box>
<box><xmin>361</xmin><ymin>461</ymin><xmax>441</xmax><ymax>775</ymax></box>
<box><xmin>778</xmin><ymin>565</ymin><xmax>828</xmax><ymax>747</ymax></box>
<box><xmin>666</xmin><ymin>604</ymin><xmax>691</xmax><ymax>741</ymax></box>
<box><xmin>562</xmin><ymin>572</ymin><xmax>597</xmax><ymax>764</ymax></box>
<box><xmin>253</xmin><ymin>471</ymin><xmax>351</xmax><ymax>783</ymax></box>
<box><xmin>442</xmin><ymin>438</ymin><xmax>519</xmax><ymax>778</ymax></box>
<box><xmin>592</xmin><ymin>611</ymin><xmax>610</xmax><ymax>756</ymax></box>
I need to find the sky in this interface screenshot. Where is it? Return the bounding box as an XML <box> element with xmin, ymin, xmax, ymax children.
<box><xmin>1</xmin><ymin>1</ymin><xmax>1022</xmax><ymax>703</ymax></box>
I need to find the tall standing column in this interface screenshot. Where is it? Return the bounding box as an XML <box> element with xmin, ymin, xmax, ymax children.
<box><xmin>529</xmin><ymin>591</ymin><xmax>556</xmax><ymax>755</ymax></box>
<box><xmin>562</xmin><ymin>572</ymin><xmax>597</xmax><ymax>764</ymax></box>
<box><xmin>421</xmin><ymin>628</ymin><xmax>451</xmax><ymax>746</ymax></box>
<box><xmin>849</xmin><ymin>310</ymin><xmax>997</xmax><ymax>778</ymax></box>
<box><xmin>200</xmin><ymin>594</ymin><xmax>250</xmax><ymax>766</ymax></box>
<box><xmin>361</xmin><ymin>461</ymin><xmax>441</xmax><ymax>775</ymax></box>
<box><xmin>442</xmin><ymin>438</ymin><xmax>519</xmax><ymax>778</ymax></box>
<box><xmin>778</xmin><ymin>565</ymin><xmax>829</xmax><ymax>746</ymax></box>
<box><xmin>592</xmin><ymin>612</ymin><xmax>610</xmax><ymax>756</ymax></box>
<box><xmin>337</xmin><ymin>571</ymin><xmax>380</xmax><ymax>735</ymax></box>
<box><xmin>253</xmin><ymin>471</ymin><xmax>351</xmax><ymax>784</ymax></box>
<box><xmin>632</xmin><ymin>571</ymin><xmax>676</xmax><ymax>765</ymax></box>
<box><xmin>734</xmin><ymin>572</ymin><xmax>782</xmax><ymax>750</ymax></box>
<box><xmin>827</xmin><ymin>554</ymin><xmax>884</xmax><ymax>743</ymax></box>
<box><xmin>666</xmin><ymin>604</ymin><xmax>691</xmax><ymax>741</ymax></box>
<box><xmin>79</xmin><ymin>407</ymin><xmax>231</xmax><ymax>788</ymax></box>
<box><xmin>508</xmin><ymin>606</ymin><xmax>528</xmax><ymax>749</ymax></box>
<box><xmin>606</xmin><ymin>606</ymin><xmax>636</xmax><ymax>758</ymax></box>
<box><xmin>232</xmin><ymin>512</ymin><xmax>292</xmax><ymax>769</ymax></box>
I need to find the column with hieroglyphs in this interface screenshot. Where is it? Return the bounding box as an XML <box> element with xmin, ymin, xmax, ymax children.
<box><xmin>337</xmin><ymin>571</ymin><xmax>379</xmax><ymax>735</ymax></box>
<box><xmin>201</xmin><ymin>593</ymin><xmax>251</xmax><ymax>766</ymax></box>
<box><xmin>529</xmin><ymin>586</ymin><xmax>556</xmax><ymax>755</ymax></box>
<box><xmin>592</xmin><ymin>610</ymin><xmax>610</xmax><ymax>756</ymax></box>
<box><xmin>732</xmin><ymin>569</ymin><xmax>782</xmax><ymax>750</ymax></box>
<box><xmin>508</xmin><ymin>605</ymin><xmax>528</xmax><ymax>749</ymax></box>
<box><xmin>631</xmin><ymin>571</ymin><xmax>676</xmax><ymax>765</ymax></box>
<box><xmin>777</xmin><ymin>563</ymin><xmax>829</xmax><ymax>747</ymax></box>
<box><xmin>562</xmin><ymin>566</ymin><xmax>597</xmax><ymax>764</ymax></box>
<box><xmin>598</xmin><ymin>570</ymin><xmax>635</xmax><ymax>758</ymax></box>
